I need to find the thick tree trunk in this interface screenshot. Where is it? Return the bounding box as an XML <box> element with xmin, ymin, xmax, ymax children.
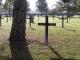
<box><xmin>9</xmin><ymin>0</ymin><xmax>33</xmax><ymax>60</ymax></box>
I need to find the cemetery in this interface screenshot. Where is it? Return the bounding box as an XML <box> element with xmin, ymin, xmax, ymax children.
<box><xmin>0</xmin><ymin>0</ymin><xmax>80</xmax><ymax>60</ymax></box>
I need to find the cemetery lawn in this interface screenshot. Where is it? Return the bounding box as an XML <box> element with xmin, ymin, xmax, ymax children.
<box><xmin>0</xmin><ymin>16</ymin><xmax>80</xmax><ymax>60</ymax></box>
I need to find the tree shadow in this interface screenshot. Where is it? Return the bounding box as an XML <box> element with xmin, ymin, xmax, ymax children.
<box><xmin>48</xmin><ymin>46</ymin><xmax>76</xmax><ymax>60</ymax></box>
<box><xmin>50</xmin><ymin>58</ymin><xmax>76</xmax><ymax>60</ymax></box>
<box><xmin>48</xmin><ymin>46</ymin><xmax>63</xmax><ymax>59</ymax></box>
<box><xmin>9</xmin><ymin>39</ymin><xmax>33</xmax><ymax>60</ymax></box>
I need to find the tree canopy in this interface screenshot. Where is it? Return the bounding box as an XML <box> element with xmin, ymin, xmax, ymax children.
<box><xmin>36</xmin><ymin>0</ymin><xmax>48</xmax><ymax>14</ymax></box>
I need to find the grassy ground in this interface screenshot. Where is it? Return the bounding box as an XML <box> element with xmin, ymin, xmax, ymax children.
<box><xmin>0</xmin><ymin>16</ymin><xmax>80</xmax><ymax>60</ymax></box>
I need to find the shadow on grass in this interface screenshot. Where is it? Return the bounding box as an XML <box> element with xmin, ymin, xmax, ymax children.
<box><xmin>0</xmin><ymin>55</ymin><xmax>10</xmax><ymax>60</ymax></box>
<box><xmin>48</xmin><ymin>46</ymin><xmax>76</xmax><ymax>60</ymax></box>
<box><xmin>50</xmin><ymin>58</ymin><xmax>76</xmax><ymax>60</ymax></box>
<box><xmin>9</xmin><ymin>39</ymin><xmax>33</xmax><ymax>60</ymax></box>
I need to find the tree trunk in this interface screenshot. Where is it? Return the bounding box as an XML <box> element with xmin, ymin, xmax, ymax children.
<box><xmin>9</xmin><ymin>11</ymin><xmax>12</xmax><ymax>21</ymax></box>
<box><xmin>0</xmin><ymin>15</ymin><xmax>2</xmax><ymax>26</ymax></box>
<box><xmin>38</xmin><ymin>15</ymin><xmax>39</xmax><ymax>20</ymax></box>
<box><xmin>9</xmin><ymin>0</ymin><xmax>33</xmax><ymax>60</ymax></box>
<box><xmin>6</xmin><ymin>15</ymin><xmax>8</xmax><ymax>23</ymax></box>
<box><xmin>67</xmin><ymin>16</ymin><xmax>69</xmax><ymax>23</ymax></box>
<box><xmin>53</xmin><ymin>16</ymin><xmax>54</xmax><ymax>20</ymax></box>
<box><xmin>62</xmin><ymin>16</ymin><xmax>64</xmax><ymax>28</ymax></box>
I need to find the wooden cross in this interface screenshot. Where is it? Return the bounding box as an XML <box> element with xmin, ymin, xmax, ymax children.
<box><xmin>0</xmin><ymin>15</ymin><xmax>4</xmax><ymax>26</ymax></box>
<box><xmin>38</xmin><ymin>16</ymin><xmax>56</xmax><ymax>45</ymax></box>
<box><xmin>26</xmin><ymin>15</ymin><xmax>34</xmax><ymax>27</ymax></box>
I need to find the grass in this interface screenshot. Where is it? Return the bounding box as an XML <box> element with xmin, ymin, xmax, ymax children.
<box><xmin>0</xmin><ymin>16</ymin><xmax>80</xmax><ymax>60</ymax></box>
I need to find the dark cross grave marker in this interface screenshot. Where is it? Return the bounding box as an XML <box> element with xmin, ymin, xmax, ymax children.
<box><xmin>38</xmin><ymin>16</ymin><xmax>56</xmax><ymax>45</ymax></box>
<box><xmin>29</xmin><ymin>15</ymin><xmax>34</xmax><ymax>23</ymax></box>
<box><xmin>26</xmin><ymin>15</ymin><xmax>34</xmax><ymax>27</ymax></box>
<box><xmin>0</xmin><ymin>15</ymin><xmax>4</xmax><ymax>26</ymax></box>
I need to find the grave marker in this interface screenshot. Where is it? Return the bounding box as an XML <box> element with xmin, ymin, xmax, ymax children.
<box><xmin>0</xmin><ymin>15</ymin><xmax>4</xmax><ymax>26</ymax></box>
<box><xmin>26</xmin><ymin>15</ymin><xmax>34</xmax><ymax>27</ymax></box>
<box><xmin>38</xmin><ymin>16</ymin><xmax>56</xmax><ymax>45</ymax></box>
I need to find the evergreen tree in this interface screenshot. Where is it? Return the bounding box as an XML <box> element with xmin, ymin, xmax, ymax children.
<box><xmin>36</xmin><ymin>0</ymin><xmax>48</xmax><ymax>15</ymax></box>
<box><xmin>3</xmin><ymin>0</ymin><xmax>13</xmax><ymax>21</ymax></box>
<box><xmin>75</xmin><ymin>0</ymin><xmax>80</xmax><ymax>11</ymax></box>
<box><xmin>26</xmin><ymin>1</ymin><xmax>30</xmax><ymax>13</ymax></box>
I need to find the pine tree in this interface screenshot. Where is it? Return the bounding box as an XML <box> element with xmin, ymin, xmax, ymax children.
<box><xmin>36</xmin><ymin>0</ymin><xmax>48</xmax><ymax>15</ymax></box>
<box><xmin>26</xmin><ymin>1</ymin><xmax>30</xmax><ymax>13</ymax></box>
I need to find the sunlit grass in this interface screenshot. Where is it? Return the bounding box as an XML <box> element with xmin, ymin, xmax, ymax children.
<box><xmin>0</xmin><ymin>16</ymin><xmax>80</xmax><ymax>60</ymax></box>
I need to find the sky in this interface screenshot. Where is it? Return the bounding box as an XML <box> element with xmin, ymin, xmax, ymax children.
<box><xmin>2</xmin><ymin>0</ymin><xmax>60</xmax><ymax>11</ymax></box>
<box><xmin>28</xmin><ymin>0</ymin><xmax>60</xmax><ymax>11</ymax></box>
<box><xmin>2</xmin><ymin>0</ymin><xmax>5</xmax><ymax>4</ymax></box>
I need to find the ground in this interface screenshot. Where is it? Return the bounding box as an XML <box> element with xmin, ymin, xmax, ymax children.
<box><xmin>0</xmin><ymin>16</ymin><xmax>80</xmax><ymax>60</ymax></box>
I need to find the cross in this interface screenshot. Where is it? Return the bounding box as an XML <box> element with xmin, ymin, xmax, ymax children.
<box><xmin>26</xmin><ymin>15</ymin><xmax>34</xmax><ymax>27</ymax></box>
<box><xmin>38</xmin><ymin>16</ymin><xmax>56</xmax><ymax>45</ymax></box>
<box><xmin>0</xmin><ymin>15</ymin><xmax>4</xmax><ymax>26</ymax></box>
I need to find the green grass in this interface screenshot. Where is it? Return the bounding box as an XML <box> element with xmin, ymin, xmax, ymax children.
<box><xmin>0</xmin><ymin>16</ymin><xmax>80</xmax><ymax>60</ymax></box>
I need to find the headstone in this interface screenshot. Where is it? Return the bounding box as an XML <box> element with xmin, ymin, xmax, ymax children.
<box><xmin>26</xmin><ymin>15</ymin><xmax>34</xmax><ymax>27</ymax></box>
<box><xmin>30</xmin><ymin>15</ymin><xmax>34</xmax><ymax>23</ymax></box>
<box><xmin>38</xmin><ymin>16</ymin><xmax>56</xmax><ymax>45</ymax></box>
<box><xmin>0</xmin><ymin>15</ymin><xmax>3</xmax><ymax>26</ymax></box>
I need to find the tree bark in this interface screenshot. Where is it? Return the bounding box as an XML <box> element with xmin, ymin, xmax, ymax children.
<box><xmin>9</xmin><ymin>0</ymin><xmax>33</xmax><ymax>60</ymax></box>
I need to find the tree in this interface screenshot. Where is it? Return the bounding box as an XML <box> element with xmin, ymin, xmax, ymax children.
<box><xmin>62</xmin><ymin>0</ymin><xmax>70</xmax><ymax>23</ymax></box>
<box><xmin>3</xmin><ymin>0</ymin><xmax>13</xmax><ymax>21</ymax></box>
<box><xmin>75</xmin><ymin>0</ymin><xmax>80</xmax><ymax>12</ymax></box>
<box><xmin>3</xmin><ymin>0</ymin><xmax>13</xmax><ymax>12</ymax></box>
<box><xmin>36</xmin><ymin>0</ymin><xmax>48</xmax><ymax>15</ymax></box>
<box><xmin>9</xmin><ymin>0</ymin><xmax>33</xmax><ymax>60</ymax></box>
<box><xmin>62</xmin><ymin>0</ymin><xmax>77</xmax><ymax>13</ymax></box>
<box><xmin>55</xmin><ymin>1</ymin><xmax>64</xmax><ymax>13</ymax></box>
<box><xmin>62</xmin><ymin>0</ymin><xmax>70</xmax><ymax>3</ymax></box>
<box><xmin>26</xmin><ymin>1</ymin><xmax>30</xmax><ymax>13</ymax></box>
<box><xmin>0</xmin><ymin>0</ymin><xmax>2</xmax><ymax>26</ymax></box>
